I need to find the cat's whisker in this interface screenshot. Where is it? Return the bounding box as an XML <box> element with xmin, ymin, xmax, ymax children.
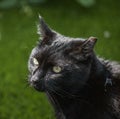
<box><xmin>47</xmin><ymin>83</ymin><xmax>80</xmax><ymax>98</ymax></box>
<box><xmin>22</xmin><ymin>75</ymin><xmax>32</xmax><ymax>89</ymax></box>
<box><xmin>25</xmin><ymin>81</ymin><xmax>31</xmax><ymax>88</ymax></box>
<box><xmin>46</xmin><ymin>91</ymin><xmax>64</xmax><ymax>115</ymax></box>
<box><xmin>47</xmin><ymin>86</ymin><xmax>93</xmax><ymax>106</ymax></box>
<box><xmin>46</xmin><ymin>86</ymin><xmax>64</xmax><ymax>97</ymax></box>
<box><xmin>48</xmin><ymin>80</ymin><xmax>93</xmax><ymax>97</ymax></box>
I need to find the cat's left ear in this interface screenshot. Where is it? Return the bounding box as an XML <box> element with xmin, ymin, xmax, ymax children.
<box><xmin>38</xmin><ymin>16</ymin><xmax>56</xmax><ymax>45</ymax></box>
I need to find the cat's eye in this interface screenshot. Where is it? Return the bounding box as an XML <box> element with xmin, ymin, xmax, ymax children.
<box><xmin>32</xmin><ymin>58</ymin><xmax>39</xmax><ymax>66</ymax></box>
<box><xmin>53</xmin><ymin>66</ymin><xmax>62</xmax><ymax>73</ymax></box>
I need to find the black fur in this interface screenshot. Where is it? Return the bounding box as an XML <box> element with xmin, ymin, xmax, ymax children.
<box><xmin>28</xmin><ymin>17</ymin><xmax>120</xmax><ymax>119</ymax></box>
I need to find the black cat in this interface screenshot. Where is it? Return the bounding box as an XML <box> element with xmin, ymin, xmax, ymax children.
<box><xmin>28</xmin><ymin>16</ymin><xmax>120</xmax><ymax>119</ymax></box>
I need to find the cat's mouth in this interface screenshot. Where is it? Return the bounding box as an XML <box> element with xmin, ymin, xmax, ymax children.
<box><xmin>32</xmin><ymin>83</ymin><xmax>45</xmax><ymax>92</ymax></box>
<box><xmin>29</xmin><ymin>78</ymin><xmax>45</xmax><ymax>92</ymax></box>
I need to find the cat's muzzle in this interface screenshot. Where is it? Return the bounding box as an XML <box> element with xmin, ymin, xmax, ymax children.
<box><xmin>30</xmin><ymin>76</ymin><xmax>45</xmax><ymax>92</ymax></box>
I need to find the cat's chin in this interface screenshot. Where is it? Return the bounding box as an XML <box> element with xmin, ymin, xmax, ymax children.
<box><xmin>34</xmin><ymin>87</ymin><xmax>45</xmax><ymax>92</ymax></box>
<box><xmin>31</xmin><ymin>82</ymin><xmax>45</xmax><ymax>92</ymax></box>
<box><xmin>33</xmin><ymin>85</ymin><xmax>45</xmax><ymax>92</ymax></box>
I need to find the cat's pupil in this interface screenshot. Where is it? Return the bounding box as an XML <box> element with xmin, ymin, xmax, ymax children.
<box><xmin>53</xmin><ymin>66</ymin><xmax>62</xmax><ymax>73</ymax></box>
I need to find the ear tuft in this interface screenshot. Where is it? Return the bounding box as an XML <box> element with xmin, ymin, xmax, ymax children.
<box><xmin>81</xmin><ymin>36</ymin><xmax>97</xmax><ymax>57</ymax></box>
<box><xmin>38</xmin><ymin>16</ymin><xmax>52</xmax><ymax>37</ymax></box>
<box><xmin>82</xmin><ymin>36</ymin><xmax>97</xmax><ymax>47</ymax></box>
<box><xmin>37</xmin><ymin>16</ymin><xmax>55</xmax><ymax>45</ymax></box>
<box><xmin>88</xmin><ymin>36</ymin><xmax>97</xmax><ymax>44</ymax></box>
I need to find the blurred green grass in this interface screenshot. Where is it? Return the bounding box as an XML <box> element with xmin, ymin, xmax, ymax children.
<box><xmin>0</xmin><ymin>0</ymin><xmax>120</xmax><ymax>119</ymax></box>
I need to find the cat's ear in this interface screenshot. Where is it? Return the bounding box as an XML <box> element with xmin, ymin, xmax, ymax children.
<box><xmin>65</xmin><ymin>37</ymin><xmax>97</xmax><ymax>60</ymax></box>
<box><xmin>81</xmin><ymin>36</ymin><xmax>97</xmax><ymax>57</ymax></box>
<box><xmin>38</xmin><ymin>16</ymin><xmax>55</xmax><ymax>45</ymax></box>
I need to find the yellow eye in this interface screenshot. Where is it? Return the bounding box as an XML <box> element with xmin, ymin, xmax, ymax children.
<box><xmin>32</xmin><ymin>58</ymin><xmax>39</xmax><ymax>66</ymax></box>
<box><xmin>53</xmin><ymin>66</ymin><xmax>62</xmax><ymax>73</ymax></box>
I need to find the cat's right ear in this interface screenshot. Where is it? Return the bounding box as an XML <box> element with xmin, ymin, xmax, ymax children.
<box><xmin>37</xmin><ymin>16</ymin><xmax>56</xmax><ymax>45</ymax></box>
<box><xmin>64</xmin><ymin>37</ymin><xmax>97</xmax><ymax>60</ymax></box>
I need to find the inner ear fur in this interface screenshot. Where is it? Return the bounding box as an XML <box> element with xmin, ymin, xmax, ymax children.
<box><xmin>81</xmin><ymin>36</ymin><xmax>97</xmax><ymax>57</ymax></box>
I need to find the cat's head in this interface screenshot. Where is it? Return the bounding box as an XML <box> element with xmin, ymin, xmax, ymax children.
<box><xmin>28</xmin><ymin>16</ymin><xmax>97</xmax><ymax>96</ymax></box>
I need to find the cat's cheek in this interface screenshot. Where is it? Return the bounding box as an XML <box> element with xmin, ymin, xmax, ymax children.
<box><xmin>46</xmin><ymin>74</ymin><xmax>62</xmax><ymax>80</ymax></box>
<box><xmin>51</xmin><ymin>74</ymin><xmax>62</xmax><ymax>79</ymax></box>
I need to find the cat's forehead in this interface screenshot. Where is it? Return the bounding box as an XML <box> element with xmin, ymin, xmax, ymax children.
<box><xmin>52</xmin><ymin>34</ymin><xmax>85</xmax><ymax>46</ymax></box>
<box><xmin>30</xmin><ymin>34</ymin><xmax>85</xmax><ymax>63</ymax></box>
<box><xmin>31</xmin><ymin>45</ymin><xmax>62</xmax><ymax>62</ymax></box>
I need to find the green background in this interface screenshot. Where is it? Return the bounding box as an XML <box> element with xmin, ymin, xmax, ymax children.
<box><xmin>0</xmin><ymin>0</ymin><xmax>120</xmax><ymax>119</ymax></box>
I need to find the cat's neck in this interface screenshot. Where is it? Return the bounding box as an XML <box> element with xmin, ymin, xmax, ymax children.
<box><xmin>46</xmin><ymin>57</ymin><xmax>116</xmax><ymax>119</ymax></box>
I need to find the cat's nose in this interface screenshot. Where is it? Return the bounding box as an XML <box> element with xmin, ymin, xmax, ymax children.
<box><xmin>30</xmin><ymin>75</ymin><xmax>45</xmax><ymax>92</ymax></box>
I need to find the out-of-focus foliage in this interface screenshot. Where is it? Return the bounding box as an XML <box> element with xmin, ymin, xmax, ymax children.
<box><xmin>76</xmin><ymin>0</ymin><xmax>95</xmax><ymax>7</ymax></box>
<box><xmin>0</xmin><ymin>0</ymin><xmax>95</xmax><ymax>9</ymax></box>
<box><xmin>0</xmin><ymin>0</ymin><xmax>17</xmax><ymax>9</ymax></box>
<box><xmin>0</xmin><ymin>0</ymin><xmax>46</xmax><ymax>9</ymax></box>
<box><xmin>29</xmin><ymin>0</ymin><xmax>46</xmax><ymax>4</ymax></box>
